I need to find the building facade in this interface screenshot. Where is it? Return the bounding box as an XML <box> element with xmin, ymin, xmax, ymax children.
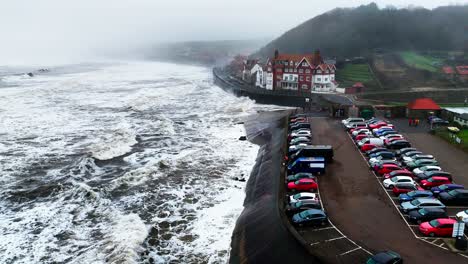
<box><xmin>265</xmin><ymin>50</ymin><xmax>337</xmax><ymax>92</ymax></box>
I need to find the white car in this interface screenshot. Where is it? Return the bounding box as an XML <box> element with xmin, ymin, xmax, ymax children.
<box><xmin>369</xmin><ymin>157</ymin><xmax>397</xmax><ymax>167</ymax></box>
<box><xmin>413</xmin><ymin>166</ymin><xmax>442</xmax><ymax>175</ymax></box>
<box><xmin>383</xmin><ymin>176</ymin><xmax>415</xmax><ymax>189</ymax></box>
<box><xmin>402</xmin><ymin>154</ymin><xmax>435</xmax><ymax>163</ymax></box>
<box><xmin>352</xmin><ymin>129</ymin><xmax>371</xmax><ymax>137</ymax></box>
<box><xmin>289</xmin><ymin>143</ymin><xmax>310</xmax><ymax>153</ymax></box>
<box><xmin>379</xmin><ymin>134</ymin><xmax>403</xmax><ymax>140</ymax></box>
<box><xmin>289</xmin><ymin>192</ymin><xmax>319</xmax><ymax>204</ymax></box>
<box><xmin>290</xmin><ymin>130</ymin><xmax>311</xmax><ymax>138</ymax></box>
<box><xmin>342</xmin><ymin>118</ymin><xmax>364</xmax><ymax>125</ymax></box>
<box><xmin>456</xmin><ymin>210</ymin><xmax>468</xmax><ymax>225</ymax></box>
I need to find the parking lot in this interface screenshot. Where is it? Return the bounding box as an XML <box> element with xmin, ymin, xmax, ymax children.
<box><xmin>309</xmin><ymin>117</ymin><xmax>467</xmax><ymax>263</ymax></box>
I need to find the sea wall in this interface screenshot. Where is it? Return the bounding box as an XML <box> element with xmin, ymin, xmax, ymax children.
<box><xmin>229</xmin><ymin>110</ymin><xmax>320</xmax><ymax>264</ymax></box>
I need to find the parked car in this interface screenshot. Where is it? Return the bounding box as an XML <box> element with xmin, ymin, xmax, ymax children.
<box><xmin>289</xmin><ymin>192</ymin><xmax>319</xmax><ymax>204</ymax></box>
<box><xmin>438</xmin><ymin>189</ymin><xmax>468</xmax><ymax>205</ymax></box>
<box><xmin>289</xmin><ymin>121</ymin><xmax>308</xmax><ymax>128</ymax></box>
<box><xmin>413</xmin><ymin>165</ymin><xmax>442</xmax><ymax>175</ymax></box>
<box><xmin>369</xmin><ymin>121</ymin><xmax>391</xmax><ymax>130</ymax></box>
<box><xmin>358</xmin><ymin>138</ymin><xmax>384</xmax><ymax>147</ymax></box>
<box><xmin>289</xmin><ymin>130</ymin><xmax>311</xmax><ymax>138</ymax></box>
<box><xmin>379</xmin><ymin>130</ymin><xmax>399</xmax><ymax>137</ymax></box>
<box><xmin>376</xmin><ymin>164</ymin><xmax>402</xmax><ymax>175</ymax></box>
<box><xmin>414</xmin><ymin>171</ymin><xmax>452</xmax><ymax>182</ymax></box>
<box><xmin>383</xmin><ymin>169</ymin><xmax>413</xmax><ymax>179</ymax></box>
<box><xmin>431</xmin><ymin>184</ymin><xmax>464</xmax><ymax>197</ymax></box>
<box><xmin>400</xmin><ymin>198</ymin><xmax>446</xmax><ymax>213</ymax></box>
<box><xmin>406</xmin><ymin>159</ymin><xmax>439</xmax><ymax>170</ymax></box>
<box><xmin>289</xmin><ymin>145</ymin><xmax>334</xmax><ymax>163</ymax></box>
<box><xmin>419</xmin><ymin>218</ymin><xmax>456</xmax><ymax>237</ymax></box>
<box><xmin>400</xmin><ymin>151</ymin><xmax>423</xmax><ymax>160</ymax></box>
<box><xmin>383</xmin><ymin>176</ymin><xmax>415</xmax><ymax>189</ymax></box>
<box><xmin>288</xmin><ymin>143</ymin><xmax>311</xmax><ymax>154</ymax></box>
<box><xmin>420</xmin><ymin>177</ymin><xmax>452</xmax><ymax>189</ymax></box>
<box><xmin>291</xmin><ymin>209</ymin><xmax>328</xmax><ymax>227</ymax></box>
<box><xmin>285</xmin><ymin>201</ymin><xmax>322</xmax><ymax>216</ymax></box>
<box><xmin>385</xmin><ymin>137</ymin><xmax>406</xmax><ymax>146</ymax></box>
<box><xmin>402</xmin><ymin>154</ymin><xmax>435</xmax><ymax>164</ymax></box>
<box><xmin>395</xmin><ymin>147</ymin><xmax>417</xmax><ymax>157</ymax></box>
<box><xmin>342</xmin><ymin>117</ymin><xmax>365</xmax><ymax>126</ymax></box>
<box><xmin>361</xmin><ymin>143</ymin><xmax>378</xmax><ymax>152</ymax></box>
<box><xmin>369</xmin><ymin>151</ymin><xmax>395</xmax><ymax>160</ymax></box>
<box><xmin>287</xmin><ymin>157</ymin><xmax>326</xmax><ymax>175</ymax></box>
<box><xmin>430</xmin><ymin>118</ymin><xmax>449</xmax><ymax>126</ymax></box>
<box><xmin>392</xmin><ymin>183</ymin><xmax>421</xmax><ymax>195</ymax></box>
<box><xmin>373</xmin><ymin>127</ymin><xmax>394</xmax><ymax>136</ymax></box>
<box><xmin>290</xmin><ymin>128</ymin><xmax>311</xmax><ymax>135</ymax></box>
<box><xmin>287</xmin><ymin>179</ymin><xmax>318</xmax><ymax>192</ymax></box>
<box><xmin>286</xmin><ymin>173</ymin><xmax>316</xmax><ymax>182</ymax></box>
<box><xmin>290</xmin><ymin>117</ymin><xmax>308</xmax><ymax>123</ymax></box>
<box><xmin>289</xmin><ymin>137</ymin><xmax>311</xmax><ymax>146</ymax></box>
<box><xmin>352</xmin><ymin>128</ymin><xmax>371</xmax><ymax>137</ymax></box>
<box><xmin>381</xmin><ymin>134</ymin><xmax>403</xmax><ymax>141</ymax></box>
<box><xmin>290</xmin><ymin>123</ymin><xmax>311</xmax><ymax>131</ymax></box>
<box><xmin>365</xmin><ymin>147</ymin><xmax>388</xmax><ymax>156</ymax></box>
<box><xmin>407</xmin><ymin>208</ymin><xmax>448</xmax><ymax>224</ymax></box>
<box><xmin>370</xmin><ymin>158</ymin><xmax>398</xmax><ymax>169</ymax></box>
<box><xmin>346</xmin><ymin>122</ymin><xmax>367</xmax><ymax>131</ymax></box>
<box><xmin>355</xmin><ymin>134</ymin><xmax>371</xmax><ymax>142</ymax></box>
<box><xmin>387</xmin><ymin>140</ymin><xmax>411</xmax><ymax>150</ymax></box>
<box><xmin>399</xmin><ymin>190</ymin><xmax>434</xmax><ymax>202</ymax></box>
<box><xmin>366</xmin><ymin>251</ymin><xmax>402</xmax><ymax>264</ymax></box>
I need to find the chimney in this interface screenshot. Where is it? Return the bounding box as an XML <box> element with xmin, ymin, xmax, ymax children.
<box><xmin>274</xmin><ymin>49</ymin><xmax>279</xmax><ymax>59</ymax></box>
<box><xmin>315</xmin><ymin>49</ymin><xmax>322</xmax><ymax>63</ymax></box>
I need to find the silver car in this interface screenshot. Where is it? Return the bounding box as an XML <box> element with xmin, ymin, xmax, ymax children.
<box><xmin>400</xmin><ymin>198</ymin><xmax>446</xmax><ymax>213</ymax></box>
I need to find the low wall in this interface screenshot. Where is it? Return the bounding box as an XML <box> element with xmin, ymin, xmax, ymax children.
<box><xmin>359</xmin><ymin>89</ymin><xmax>468</xmax><ymax>103</ymax></box>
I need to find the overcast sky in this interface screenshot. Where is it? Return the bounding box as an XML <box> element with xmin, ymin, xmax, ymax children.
<box><xmin>0</xmin><ymin>0</ymin><xmax>466</xmax><ymax>65</ymax></box>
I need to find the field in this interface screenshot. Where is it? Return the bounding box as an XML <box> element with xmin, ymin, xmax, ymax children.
<box><xmin>435</xmin><ymin>128</ymin><xmax>468</xmax><ymax>153</ymax></box>
<box><xmin>399</xmin><ymin>51</ymin><xmax>443</xmax><ymax>72</ymax></box>
<box><xmin>335</xmin><ymin>63</ymin><xmax>379</xmax><ymax>88</ymax></box>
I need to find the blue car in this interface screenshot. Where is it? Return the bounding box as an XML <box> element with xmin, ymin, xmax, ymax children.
<box><xmin>369</xmin><ymin>151</ymin><xmax>395</xmax><ymax>159</ymax></box>
<box><xmin>399</xmin><ymin>190</ymin><xmax>433</xmax><ymax>202</ymax></box>
<box><xmin>431</xmin><ymin>184</ymin><xmax>464</xmax><ymax>196</ymax></box>
<box><xmin>374</xmin><ymin>128</ymin><xmax>395</xmax><ymax>136</ymax></box>
<box><xmin>291</xmin><ymin>209</ymin><xmax>328</xmax><ymax>227</ymax></box>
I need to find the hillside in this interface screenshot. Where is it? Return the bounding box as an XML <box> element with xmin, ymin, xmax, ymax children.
<box><xmin>255</xmin><ymin>3</ymin><xmax>468</xmax><ymax>59</ymax></box>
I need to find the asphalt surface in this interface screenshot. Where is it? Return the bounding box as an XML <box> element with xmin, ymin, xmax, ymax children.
<box><xmin>309</xmin><ymin>117</ymin><xmax>467</xmax><ymax>264</ymax></box>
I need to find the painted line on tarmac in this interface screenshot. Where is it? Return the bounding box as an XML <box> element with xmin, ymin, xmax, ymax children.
<box><xmin>325</xmin><ymin>236</ymin><xmax>345</xmax><ymax>242</ymax></box>
<box><xmin>339</xmin><ymin>247</ymin><xmax>362</xmax><ymax>256</ymax></box>
<box><xmin>458</xmin><ymin>253</ymin><xmax>468</xmax><ymax>259</ymax></box>
<box><xmin>310</xmin><ymin>227</ymin><xmax>335</xmax><ymax>232</ymax></box>
<box><xmin>347</xmin><ymin>132</ymin><xmax>422</xmax><ymax>239</ymax></box>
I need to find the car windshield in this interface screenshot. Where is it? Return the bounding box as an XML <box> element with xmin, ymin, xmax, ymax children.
<box><xmin>439</xmin><ymin>185</ymin><xmax>448</xmax><ymax>191</ymax></box>
<box><xmin>429</xmin><ymin>219</ymin><xmax>440</xmax><ymax>227</ymax></box>
<box><xmin>427</xmin><ymin>178</ymin><xmax>434</xmax><ymax>182</ymax></box>
<box><xmin>293</xmin><ymin>202</ymin><xmax>302</xmax><ymax>208</ymax></box>
<box><xmin>407</xmin><ymin>191</ymin><xmax>416</xmax><ymax>197</ymax></box>
<box><xmin>299</xmin><ymin>211</ymin><xmax>311</xmax><ymax>218</ymax></box>
<box><xmin>294</xmin><ymin>181</ymin><xmax>300</xmax><ymax>185</ymax></box>
<box><xmin>410</xmin><ymin>199</ymin><xmax>421</xmax><ymax>206</ymax></box>
<box><xmin>418</xmin><ymin>209</ymin><xmax>427</xmax><ymax>215</ymax></box>
<box><xmin>448</xmin><ymin>190</ymin><xmax>458</xmax><ymax>196</ymax></box>
<box><xmin>391</xmin><ymin>177</ymin><xmax>399</xmax><ymax>182</ymax></box>
<box><xmin>292</xmin><ymin>194</ymin><xmax>302</xmax><ymax>199</ymax></box>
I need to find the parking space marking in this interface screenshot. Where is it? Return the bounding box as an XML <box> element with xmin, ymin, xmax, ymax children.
<box><xmin>310</xmin><ymin>227</ymin><xmax>335</xmax><ymax>232</ymax></box>
<box><xmin>339</xmin><ymin>247</ymin><xmax>362</xmax><ymax>256</ymax></box>
<box><xmin>325</xmin><ymin>236</ymin><xmax>345</xmax><ymax>242</ymax></box>
<box><xmin>458</xmin><ymin>253</ymin><xmax>468</xmax><ymax>259</ymax></box>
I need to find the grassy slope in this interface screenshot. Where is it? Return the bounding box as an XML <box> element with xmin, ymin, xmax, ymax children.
<box><xmin>335</xmin><ymin>63</ymin><xmax>378</xmax><ymax>88</ymax></box>
<box><xmin>399</xmin><ymin>51</ymin><xmax>443</xmax><ymax>72</ymax></box>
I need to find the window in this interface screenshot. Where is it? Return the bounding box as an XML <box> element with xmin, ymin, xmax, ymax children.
<box><xmin>299</xmin><ymin>69</ymin><xmax>304</xmax><ymax>74</ymax></box>
<box><xmin>285</xmin><ymin>68</ymin><xmax>289</xmax><ymax>73</ymax></box>
<box><xmin>306</xmin><ymin>69</ymin><xmax>311</xmax><ymax>74</ymax></box>
<box><xmin>302</xmin><ymin>62</ymin><xmax>308</xmax><ymax>67</ymax></box>
<box><xmin>302</xmin><ymin>84</ymin><xmax>308</xmax><ymax>89</ymax></box>
<box><xmin>294</xmin><ymin>69</ymin><xmax>297</xmax><ymax>73</ymax></box>
<box><xmin>325</xmin><ymin>78</ymin><xmax>328</xmax><ymax>81</ymax></box>
<box><xmin>331</xmin><ymin>76</ymin><xmax>334</xmax><ymax>80</ymax></box>
<box><xmin>317</xmin><ymin>70</ymin><xmax>322</xmax><ymax>74</ymax></box>
<box><xmin>300</xmin><ymin>76</ymin><xmax>303</xmax><ymax>81</ymax></box>
<box><xmin>285</xmin><ymin>62</ymin><xmax>289</xmax><ymax>66</ymax></box>
<box><xmin>306</xmin><ymin>77</ymin><xmax>310</xmax><ymax>81</ymax></box>
<box><xmin>317</xmin><ymin>78</ymin><xmax>321</xmax><ymax>81</ymax></box>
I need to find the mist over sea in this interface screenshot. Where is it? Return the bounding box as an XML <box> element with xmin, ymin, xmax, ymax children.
<box><xmin>0</xmin><ymin>61</ymin><xmax>282</xmax><ymax>263</ymax></box>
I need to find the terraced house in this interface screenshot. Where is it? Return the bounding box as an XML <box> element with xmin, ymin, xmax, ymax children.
<box><xmin>265</xmin><ymin>50</ymin><xmax>337</xmax><ymax>92</ymax></box>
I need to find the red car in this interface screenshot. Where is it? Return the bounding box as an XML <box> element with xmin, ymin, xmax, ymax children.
<box><xmin>349</xmin><ymin>125</ymin><xmax>367</xmax><ymax>133</ymax></box>
<box><xmin>419</xmin><ymin>218</ymin><xmax>456</xmax><ymax>237</ymax></box>
<box><xmin>376</xmin><ymin>164</ymin><xmax>402</xmax><ymax>175</ymax></box>
<box><xmin>420</xmin><ymin>176</ymin><xmax>451</xmax><ymax>189</ymax></box>
<box><xmin>361</xmin><ymin>143</ymin><xmax>377</xmax><ymax>152</ymax></box>
<box><xmin>384</xmin><ymin>137</ymin><xmax>404</xmax><ymax>145</ymax></box>
<box><xmin>383</xmin><ymin>169</ymin><xmax>413</xmax><ymax>179</ymax></box>
<box><xmin>392</xmin><ymin>184</ymin><xmax>423</xmax><ymax>195</ymax></box>
<box><xmin>287</xmin><ymin>179</ymin><xmax>318</xmax><ymax>192</ymax></box>
<box><xmin>369</xmin><ymin>122</ymin><xmax>389</xmax><ymax>130</ymax></box>
<box><xmin>355</xmin><ymin>134</ymin><xmax>370</xmax><ymax>142</ymax></box>
<box><xmin>290</xmin><ymin>117</ymin><xmax>307</xmax><ymax>123</ymax></box>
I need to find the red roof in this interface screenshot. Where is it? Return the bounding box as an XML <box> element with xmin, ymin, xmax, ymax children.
<box><xmin>456</xmin><ymin>66</ymin><xmax>468</xmax><ymax>75</ymax></box>
<box><xmin>353</xmin><ymin>82</ymin><xmax>364</xmax><ymax>88</ymax></box>
<box><xmin>442</xmin><ymin>66</ymin><xmax>454</xmax><ymax>74</ymax></box>
<box><xmin>407</xmin><ymin>98</ymin><xmax>441</xmax><ymax>110</ymax></box>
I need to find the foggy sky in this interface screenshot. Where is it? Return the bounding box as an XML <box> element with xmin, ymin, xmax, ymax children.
<box><xmin>0</xmin><ymin>0</ymin><xmax>466</xmax><ymax>65</ymax></box>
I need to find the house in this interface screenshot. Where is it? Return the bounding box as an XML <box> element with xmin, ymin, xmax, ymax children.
<box><xmin>265</xmin><ymin>49</ymin><xmax>338</xmax><ymax>92</ymax></box>
<box><xmin>454</xmin><ymin>113</ymin><xmax>468</xmax><ymax>127</ymax></box>
<box><xmin>456</xmin><ymin>66</ymin><xmax>468</xmax><ymax>82</ymax></box>
<box><xmin>250</xmin><ymin>63</ymin><xmax>265</xmax><ymax>88</ymax></box>
<box><xmin>242</xmin><ymin>59</ymin><xmax>258</xmax><ymax>84</ymax></box>
<box><xmin>406</xmin><ymin>98</ymin><xmax>441</xmax><ymax>118</ymax></box>
<box><xmin>441</xmin><ymin>107</ymin><xmax>468</xmax><ymax>122</ymax></box>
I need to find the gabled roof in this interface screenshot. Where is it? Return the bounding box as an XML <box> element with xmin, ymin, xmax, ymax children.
<box><xmin>273</xmin><ymin>53</ymin><xmax>324</xmax><ymax>67</ymax></box>
<box><xmin>407</xmin><ymin>98</ymin><xmax>441</xmax><ymax>110</ymax></box>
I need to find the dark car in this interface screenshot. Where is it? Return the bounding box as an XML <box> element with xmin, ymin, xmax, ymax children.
<box><xmin>415</xmin><ymin>171</ymin><xmax>452</xmax><ymax>182</ymax></box>
<box><xmin>399</xmin><ymin>190</ymin><xmax>434</xmax><ymax>202</ymax></box>
<box><xmin>387</xmin><ymin>140</ymin><xmax>411</xmax><ymax>150</ymax></box>
<box><xmin>286</xmin><ymin>172</ymin><xmax>316</xmax><ymax>182</ymax></box>
<box><xmin>407</xmin><ymin>208</ymin><xmax>448</xmax><ymax>224</ymax></box>
<box><xmin>430</xmin><ymin>184</ymin><xmax>464</xmax><ymax>197</ymax></box>
<box><xmin>369</xmin><ymin>151</ymin><xmax>395</xmax><ymax>159</ymax></box>
<box><xmin>439</xmin><ymin>189</ymin><xmax>468</xmax><ymax>205</ymax></box>
<box><xmin>380</xmin><ymin>130</ymin><xmax>399</xmax><ymax>137</ymax></box>
<box><xmin>406</xmin><ymin>159</ymin><xmax>439</xmax><ymax>170</ymax></box>
<box><xmin>291</xmin><ymin>209</ymin><xmax>328</xmax><ymax>227</ymax></box>
<box><xmin>395</xmin><ymin>147</ymin><xmax>417</xmax><ymax>157</ymax></box>
<box><xmin>430</xmin><ymin>117</ymin><xmax>449</xmax><ymax>125</ymax></box>
<box><xmin>290</xmin><ymin>123</ymin><xmax>311</xmax><ymax>131</ymax></box>
<box><xmin>400</xmin><ymin>150</ymin><xmax>423</xmax><ymax>160</ymax></box>
<box><xmin>285</xmin><ymin>201</ymin><xmax>322</xmax><ymax>216</ymax></box>
<box><xmin>366</xmin><ymin>251</ymin><xmax>402</xmax><ymax>264</ymax></box>
<box><xmin>366</xmin><ymin>147</ymin><xmax>388</xmax><ymax>156</ymax></box>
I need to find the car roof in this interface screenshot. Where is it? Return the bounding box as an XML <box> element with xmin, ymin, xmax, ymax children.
<box><xmin>383</xmin><ymin>163</ymin><xmax>400</xmax><ymax>167</ymax></box>
<box><xmin>443</xmin><ymin>184</ymin><xmax>464</xmax><ymax>188</ymax></box>
<box><xmin>436</xmin><ymin>218</ymin><xmax>457</xmax><ymax>224</ymax></box>
<box><xmin>298</xmin><ymin>178</ymin><xmax>316</xmax><ymax>183</ymax></box>
<box><xmin>420</xmin><ymin>207</ymin><xmax>446</xmax><ymax>213</ymax></box>
<box><xmin>391</xmin><ymin>170</ymin><xmax>411</xmax><ymax>174</ymax></box>
<box><xmin>429</xmin><ymin>176</ymin><xmax>449</xmax><ymax>180</ymax></box>
<box><xmin>303</xmin><ymin>209</ymin><xmax>325</xmax><ymax>215</ymax></box>
<box><xmin>295</xmin><ymin>192</ymin><xmax>316</xmax><ymax>197</ymax></box>
<box><xmin>413</xmin><ymin>190</ymin><xmax>432</xmax><ymax>194</ymax></box>
<box><xmin>415</xmin><ymin>198</ymin><xmax>443</xmax><ymax>203</ymax></box>
<box><xmin>426</xmin><ymin>171</ymin><xmax>451</xmax><ymax>175</ymax></box>
<box><xmin>395</xmin><ymin>182</ymin><xmax>416</xmax><ymax>187</ymax></box>
<box><xmin>394</xmin><ymin>176</ymin><xmax>412</xmax><ymax>180</ymax></box>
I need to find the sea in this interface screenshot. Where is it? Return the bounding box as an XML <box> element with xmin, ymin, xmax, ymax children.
<box><xmin>0</xmin><ymin>61</ymin><xmax>284</xmax><ymax>264</ymax></box>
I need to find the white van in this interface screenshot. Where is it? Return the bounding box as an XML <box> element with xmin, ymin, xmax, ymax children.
<box><xmin>357</xmin><ymin>137</ymin><xmax>384</xmax><ymax>147</ymax></box>
<box><xmin>342</xmin><ymin>118</ymin><xmax>365</xmax><ymax>126</ymax></box>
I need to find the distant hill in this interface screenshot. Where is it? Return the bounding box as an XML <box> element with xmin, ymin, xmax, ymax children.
<box><xmin>255</xmin><ymin>3</ymin><xmax>468</xmax><ymax>59</ymax></box>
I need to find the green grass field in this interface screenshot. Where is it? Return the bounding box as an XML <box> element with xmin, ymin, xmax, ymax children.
<box><xmin>399</xmin><ymin>51</ymin><xmax>443</xmax><ymax>72</ymax></box>
<box><xmin>336</xmin><ymin>63</ymin><xmax>378</xmax><ymax>88</ymax></box>
<box><xmin>436</xmin><ymin>128</ymin><xmax>468</xmax><ymax>153</ymax></box>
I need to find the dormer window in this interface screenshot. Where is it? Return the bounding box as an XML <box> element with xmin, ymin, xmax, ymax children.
<box><xmin>317</xmin><ymin>70</ymin><xmax>322</xmax><ymax>74</ymax></box>
<box><xmin>302</xmin><ymin>62</ymin><xmax>308</xmax><ymax>67</ymax></box>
